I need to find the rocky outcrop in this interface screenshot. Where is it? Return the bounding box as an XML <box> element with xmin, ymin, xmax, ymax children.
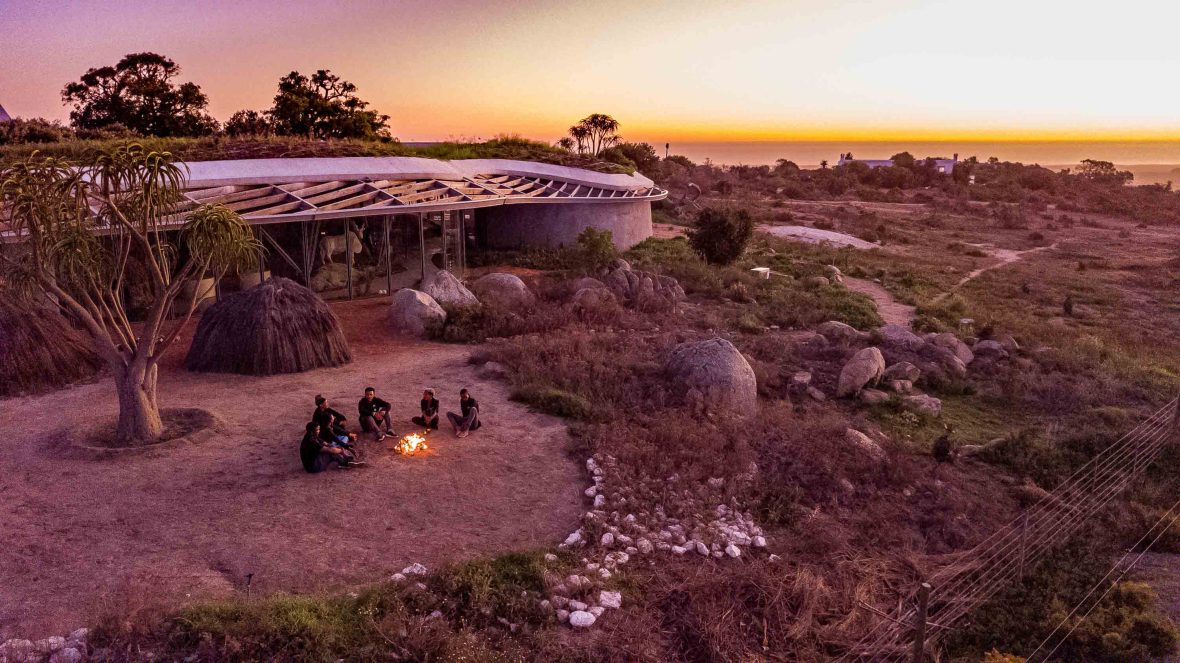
<box><xmin>420</xmin><ymin>270</ymin><xmax>479</xmax><ymax>308</ymax></box>
<box><xmin>472</xmin><ymin>273</ymin><xmax>536</xmax><ymax>309</ymax></box>
<box><xmin>666</xmin><ymin>338</ymin><xmax>758</xmax><ymax>414</ymax></box>
<box><xmin>973</xmin><ymin>339</ymin><xmax>1009</xmax><ymax>360</ymax></box>
<box><xmin>838</xmin><ymin>347</ymin><xmax>886</xmax><ymax>397</ymax></box>
<box><xmin>603</xmin><ymin>260</ymin><xmax>685</xmax><ymax>312</ymax></box>
<box><xmin>388</xmin><ymin>289</ymin><xmax>446</xmax><ymax>337</ymax></box>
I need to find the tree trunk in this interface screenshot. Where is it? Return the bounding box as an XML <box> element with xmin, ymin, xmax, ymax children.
<box><xmin>114</xmin><ymin>362</ymin><xmax>163</xmax><ymax>444</ymax></box>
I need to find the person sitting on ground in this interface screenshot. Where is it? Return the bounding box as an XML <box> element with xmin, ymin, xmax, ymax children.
<box><xmin>300</xmin><ymin>422</ymin><xmax>361</xmax><ymax>472</ymax></box>
<box><xmin>411</xmin><ymin>388</ymin><xmax>440</xmax><ymax>430</ymax></box>
<box><xmin>312</xmin><ymin>395</ymin><xmax>356</xmax><ymax>446</ymax></box>
<box><xmin>447</xmin><ymin>388</ymin><xmax>482</xmax><ymax>438</ymax></box>
<box><xmin>358</xmin><ymin>387</ymin><xmax>393</xmax><ymax>441</ymax></box>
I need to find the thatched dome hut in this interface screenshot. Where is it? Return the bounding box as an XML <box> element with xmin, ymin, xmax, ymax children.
<box><xmin>0</xmin><ymin>299</ymin><xmax>102</xmax><ymax>398</ymax></box>
<box><xmin>185</xmin><ymin>277</ymin><xmax>352</xmax><ymax>375</ymax></box>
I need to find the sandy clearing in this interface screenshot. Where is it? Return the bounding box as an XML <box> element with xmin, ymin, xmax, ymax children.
<box><xmin>0</xmin><ymin>299</ymin><xmax>584</xmax><ymax>639</ymax></box>
<box><xmin>759</xmin><ymin>225</ymin><xmax>879</xmax><ymax>250</ymax></box>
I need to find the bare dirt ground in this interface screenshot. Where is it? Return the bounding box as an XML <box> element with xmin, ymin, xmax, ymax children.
<box><xmin>0</xmin><ymin>299</ymin><xmax>584</xmax><ymax>639</ymax></box>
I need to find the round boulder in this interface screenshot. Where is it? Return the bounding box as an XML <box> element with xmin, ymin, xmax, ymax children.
<box><xmin>878</xmin><ymin>324</ymin><xmax>926</xmax><ymax>352</ymax></box>
<box><xmin>388</xmin><ymin>289</ymin><xmax>446</xmax><ymax>337</ymax></box>
<box><xmin>817</xmin><ymin>320</ymin><xmax>867</xmax><ymax>344</ymax></box>
<box><xmin>931</xmin><ymin>332</ymin><xmax>974</xmax><ymax>365</ymax></box>
<box><xmin>472</xmin><ymin>273</ymin><xmax>536</xmax><ymax>309</ymax></box>
<box><xmin>420</xmin><ymin>270</ymin><xmax>479</xmax><ymax>308</ymax></box>
<box><xmin>666</xmin><ymin>338</ymin><xmax>758</xmax><ymax>414</ymax></box>
<box><xmin>837</xmin><ymin>346</ymin><xmax>886</xmax><ymax>397</ymax></box>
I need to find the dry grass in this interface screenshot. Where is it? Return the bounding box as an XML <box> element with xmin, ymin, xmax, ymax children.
<box><xmin>185</xmin><ymin>277</ymin><xmax>352</xmax><ymax>375</ymax></box>
<box><xmin>0</xmin><ymin>297</ymin><xmax>102</xmax><ymax>397</ymax></box>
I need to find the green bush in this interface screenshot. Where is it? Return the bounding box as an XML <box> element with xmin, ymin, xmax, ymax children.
<box><xmin>574</xmin><ymin>227</ymin><xmax>617</xmax><ymax>273</ymax></box>
<box><xmin>687</xmin><ymin>206</ymin><xmax>754</xmax><ymax>265</ymax></box>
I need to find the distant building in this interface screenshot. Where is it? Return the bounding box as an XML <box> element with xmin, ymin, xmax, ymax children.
<box><xmin>0</xmin><ymin>103</ymin><xmax>11</xmax><ymax>123</ymax></box>
<box><xmin>838</xmin><ymin>152</ymin><xmax>959</xmax><ymax>175</ymax></box>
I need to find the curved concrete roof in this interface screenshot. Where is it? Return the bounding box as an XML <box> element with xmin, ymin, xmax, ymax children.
<box><xmin>174</xmin><ymin>156</ymin><xmax>665</xmax><ymax>225</ymax></box>
<box><xmin>181</xmin><ymin>156</ymin><xmax>656</xmax><ymax>191</ymax></box>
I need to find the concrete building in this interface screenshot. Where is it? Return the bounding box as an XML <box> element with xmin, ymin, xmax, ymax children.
<box><xmin>837</xmin><ymin>153</ymin><xmax>959</xmax><ymax>174</ymax></box>
<box><xmin>0</xmin><ymin>156</ymin><xmax>665</xmax><ymax>302</ymax></box>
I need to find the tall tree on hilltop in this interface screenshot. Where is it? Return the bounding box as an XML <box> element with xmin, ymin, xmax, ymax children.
<box><xmin>62</xmin><ymin>52</ymin><xmax>218</xmax><ymax>137</ymax></box>
<box><xmin>267</xmin><ymin>70</ymin><xmax>390</xmax><ymax>140</ymax></box>
<box><xmin>0</xmin><ymin>144</ymin><xmax>260</xmax><ymax>444</ymax></box>
<box><xmin>568</xmin><ymin>114</ymin><xmax>620</xmax><ymax>156</ymax></box>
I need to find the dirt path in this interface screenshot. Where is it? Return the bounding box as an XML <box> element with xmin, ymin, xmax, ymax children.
<box><xmin>0</xmin><ymin>299</ymin><xmax>584</xmax><ymax>639</ymax></box>
<box><xmin>931</xmin><ymin>243</ymin><xmax>1057</xmax><ymax>304</ymax></box>
<box><xmin>844</xmin><ymin>277</ymin><xmax>916</xmax><ymax>327</ymax></box>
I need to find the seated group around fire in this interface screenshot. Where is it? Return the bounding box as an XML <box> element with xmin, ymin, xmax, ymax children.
<box><xmin>300</xmin><ymin>389</ymin><xmax>482</xmax><ymax>473</ymax></box>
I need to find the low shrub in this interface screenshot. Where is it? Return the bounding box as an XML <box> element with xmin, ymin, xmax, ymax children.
<box><xmin>687</xmin><ymin>206</ymin><xmax>754</xmax><ymax>265</ymax></box>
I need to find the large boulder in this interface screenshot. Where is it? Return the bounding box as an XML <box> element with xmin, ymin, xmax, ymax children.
<box><xmin>931</xmin><ymin>332</ymin><xmax>974</xmax><ymax>365</ymax></box>
<box><xmin>472</xmin><ymin>273</ymin><xmax>536</xmax><ymax>310</ymax></box>
<box><xmin>666</xmin><ymin>338</ymin><xmax>758</xmax><ymax>414</ymax></box>
<box><xmin>388</xmin><ymin>289</ymin><xmax>446</xmax><ymax>337</ymax></box>
<box><xmin>837</xmin><ymin>347</ymin><xmax>886</xmax><ymax>397</ymax></box>
<box><xmin>571</xmin><ymin>287</ymin><xmax>617</xmax><ymax>314</ymax></box>
<box><xmin>878</xmin><ymin>324</ymin><xmax>926</xmax><ymax>352</ymax></box>
<box><xmin>903</xmin><ymin>394</ymin><xmax>942</xmax><ymax>417</ymax></box>
<box><xmin>919</xmin><ymin>344</ymin><xmax>968</xmax><ymax>379</ymax></box>
<box><xmin>817</xmin><ymin>320</ymin><xmax>867</xmax><ymax>344</ymax></box>
<box><xmin>420</xmin><ymin>270</ymin><xmax>479</xmax><ymax>308</ymax></box>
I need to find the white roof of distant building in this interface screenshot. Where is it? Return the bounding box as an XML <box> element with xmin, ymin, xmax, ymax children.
<box><xmin>0</xmin><ymin>104</ymin><xmax>11</xmax><ymax>123</ymax></box>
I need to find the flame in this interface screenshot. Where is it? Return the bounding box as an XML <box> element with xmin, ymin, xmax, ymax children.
<box><xmin>397</xmin><ymin>432</ymin><xmax>429</xmax><ymax>455</ymax></box>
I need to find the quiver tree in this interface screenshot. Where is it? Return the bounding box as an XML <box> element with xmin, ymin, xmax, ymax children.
<box><xmin>0</xmin><ymin>144</ymin><xmax>260</xmax><ymax>444</ymax></box>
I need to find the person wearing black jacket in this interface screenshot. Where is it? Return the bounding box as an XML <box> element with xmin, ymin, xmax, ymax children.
<box><xmin>446</xmin><ymin>388</ymin><xmax>482</xmax><ymax>438</ymax></box>
<box><xmin>300</xmin><ymin>422</ymin><xmax>359</xmax><ymax>473</ymax></box>
<box><xmin>411</xmin><ymin>388</ymin><xmax>440</xmax><ymax>431</ymax></box>
<box><xmin>358</xmin><ymin>387</ymin><xmax>393</xmax><ymax>441</ymax></box>
<box><xmin>312</xmin><ymin>395</ymin><xmax>355</xmax><ymax>445</ymax></box>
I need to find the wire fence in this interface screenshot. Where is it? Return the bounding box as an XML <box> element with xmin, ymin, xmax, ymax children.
<box><xmin>837</xmin><ymin>396</ymin><xmax>1180</xmax><ymax>663</ymax></box>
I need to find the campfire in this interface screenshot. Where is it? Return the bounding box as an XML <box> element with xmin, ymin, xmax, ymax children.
<box><xmin>396</xmin><ymin>432</ymin><xmax>430</xmax><ymax>455</ymax></box>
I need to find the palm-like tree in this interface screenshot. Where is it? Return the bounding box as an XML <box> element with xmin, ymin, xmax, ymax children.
<box><xmin>0</xmin><ymin>144</ymin><xmax>260</xmax><ymax>443</ymax></box>
<box><xmin>567</xmin><ymin>113</ymin><xmax>620</xmax><ymax>156</ymax></box>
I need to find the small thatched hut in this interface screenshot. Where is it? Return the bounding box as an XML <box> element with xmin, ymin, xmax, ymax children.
<box><xmin>0</xmin><ymin>299</ymin><xmax>102</xmax><ymax>398</ymax></box>
<box><xmin>185</xmin><ymin>277</ymin><xmax>352</xmax><ymax>375</ymax></box>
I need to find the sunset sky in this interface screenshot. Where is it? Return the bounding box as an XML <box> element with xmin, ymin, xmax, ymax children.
<box><xmin>2</xmin><ymin>0</ymin><xmax>1178</xmax><ymax>144</ymax></box>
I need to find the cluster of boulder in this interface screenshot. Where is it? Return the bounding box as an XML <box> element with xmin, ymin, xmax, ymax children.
<box><xmin>388</xmin><ymin>270</ymin><xmax>534</xmax><ymax>337</ymax></box>
<box><xmin>0</xmin><ymin>629</ymin><xmax>87</xmax><ymax>663</ymax></box>
<box><xmin>564</xmin><ymin>259</ymin><xmax>686</xmax><ymax>316</ymax></box>
<box><xmin>816</xmin><ymin>321</ymin><xmax>1019</xmax><ymax>417</ymax></box>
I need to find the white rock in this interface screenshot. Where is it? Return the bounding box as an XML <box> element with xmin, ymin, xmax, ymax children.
<box><xmin>725</xmin><ymin>544</ymin><xmax>742</xmax><ymax>558</ymax></box>
<box><xmin>589</xmin><ymin>606</ymin><xmax>606</xmax><ymax>617</ymax></box>
<box><xmin>598</xmin><ymin>567</ymin><xmax>612</xmax><ymax>579</ymax></box>
<box><xmin>623</xmin><ymin>514</ymin><xmax>637</xmax><ymax>524</ymax></box>
<box><xmin>401</xmin><ymin>562</ymin><xmax>428</xmax><ymax>576</ymax></box>
<box><xmin>551</xmin><ymin>595</ymin><xmax>569</xmax><ymax>608</ymax></box>
<box><xmin>593</xmin><ymin>494</ymin><xmax>606</xmax><ymax>508</ymax></box>
<box><xmin>415</xmin><ymin>582</ymin><xmax>427</xmax><ymax>591</ymax></box>
<box><xmin>66</xmin><ymin>629</ymin><xmax>88</xmax><ymax>646</ymax></box>
<box><xmin>625</xmin><ymin>546</ymin><xmax>638</xmax><ymax>555</ymax></box>
<box><xmin>769</xmin><ymin>554</ymin><xmax>782</xmax><ymax>562</ymax></box>
<box><xmin>600</xmin><ymin>532</ymin><xmax>615</xmax><ymax>547</ymax></box>
<box><xmin>713</xmin><ymin>550</ymin><xmax>724</xmax><ymax>558</ymax></box>
<box><xmin>544</xmin><ymin>553</ymin><xmax>558</xmax><ymax>562</ymax></box>
<box><xmin>671</xmin><ymin>545</ymin><xmax>687</xmax><ymax>555</ymax></box>
<box><xmin>753</xmin><ymin>536</ymin><xmax>767</xmax><ymax>547</ymax></box>
<box><xmin>586</xmin><ymin>562</ymin><xmax>600</xmax><ymax>572</ymax></box>
<box><xmin>599</xmin><ymin>590</ymin><xmax>623</xmax><ymax>609</ymax></box>
<box><xmin>637</xmin><ymin>538</ymin><xmax>654</xmax><ymax>554</ymax></box>
<box><xmin>390</xmin><ymin>573</ymin><xmax>407</xmax><ymax>582</ymax></box>
<box><xmin>569</xmin><ymin>610</ymin><xmax>597</xmax><ymax>628</ymax></box>
<box><xmin>36</xmin><ymin>637</ymin><xmax>67</xmax><ymax>653</ymax></box>
<box><xmin>563</xmin><ymin>530</ymin><xmax>584</xmax><ymax>547</ymax></box>
<box><xmin>584</xmin><ymin>486</ymin><xmax>598</xmax><ymax>497</ymax></box>
<box><xmin>707</xmin><ymin>477</ymin><xmax>725</xmax><ymax>488</ymax></box>
<box><xmin>540</xmin><ymin>599</ymin><xmax>552</xmax><ymax>611</ymax></box>
<box><xmin>694</xmin><ymin>541</ymin><xmax>709</xmax><ymax>556</ymax></box>
<box><xmin>557</xmin><ymin>609</ymin><xmax>571</xmax><ymax>622</ymax></box>
<box><xmin>429</xmin><ymin>609</ymin><xmax>443</xmax><ymax>619</ymax></box>
<box><xmin>569</xmin><ymin>600</ymin><xmax>588</xmax><ymax>611</ymax></box>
